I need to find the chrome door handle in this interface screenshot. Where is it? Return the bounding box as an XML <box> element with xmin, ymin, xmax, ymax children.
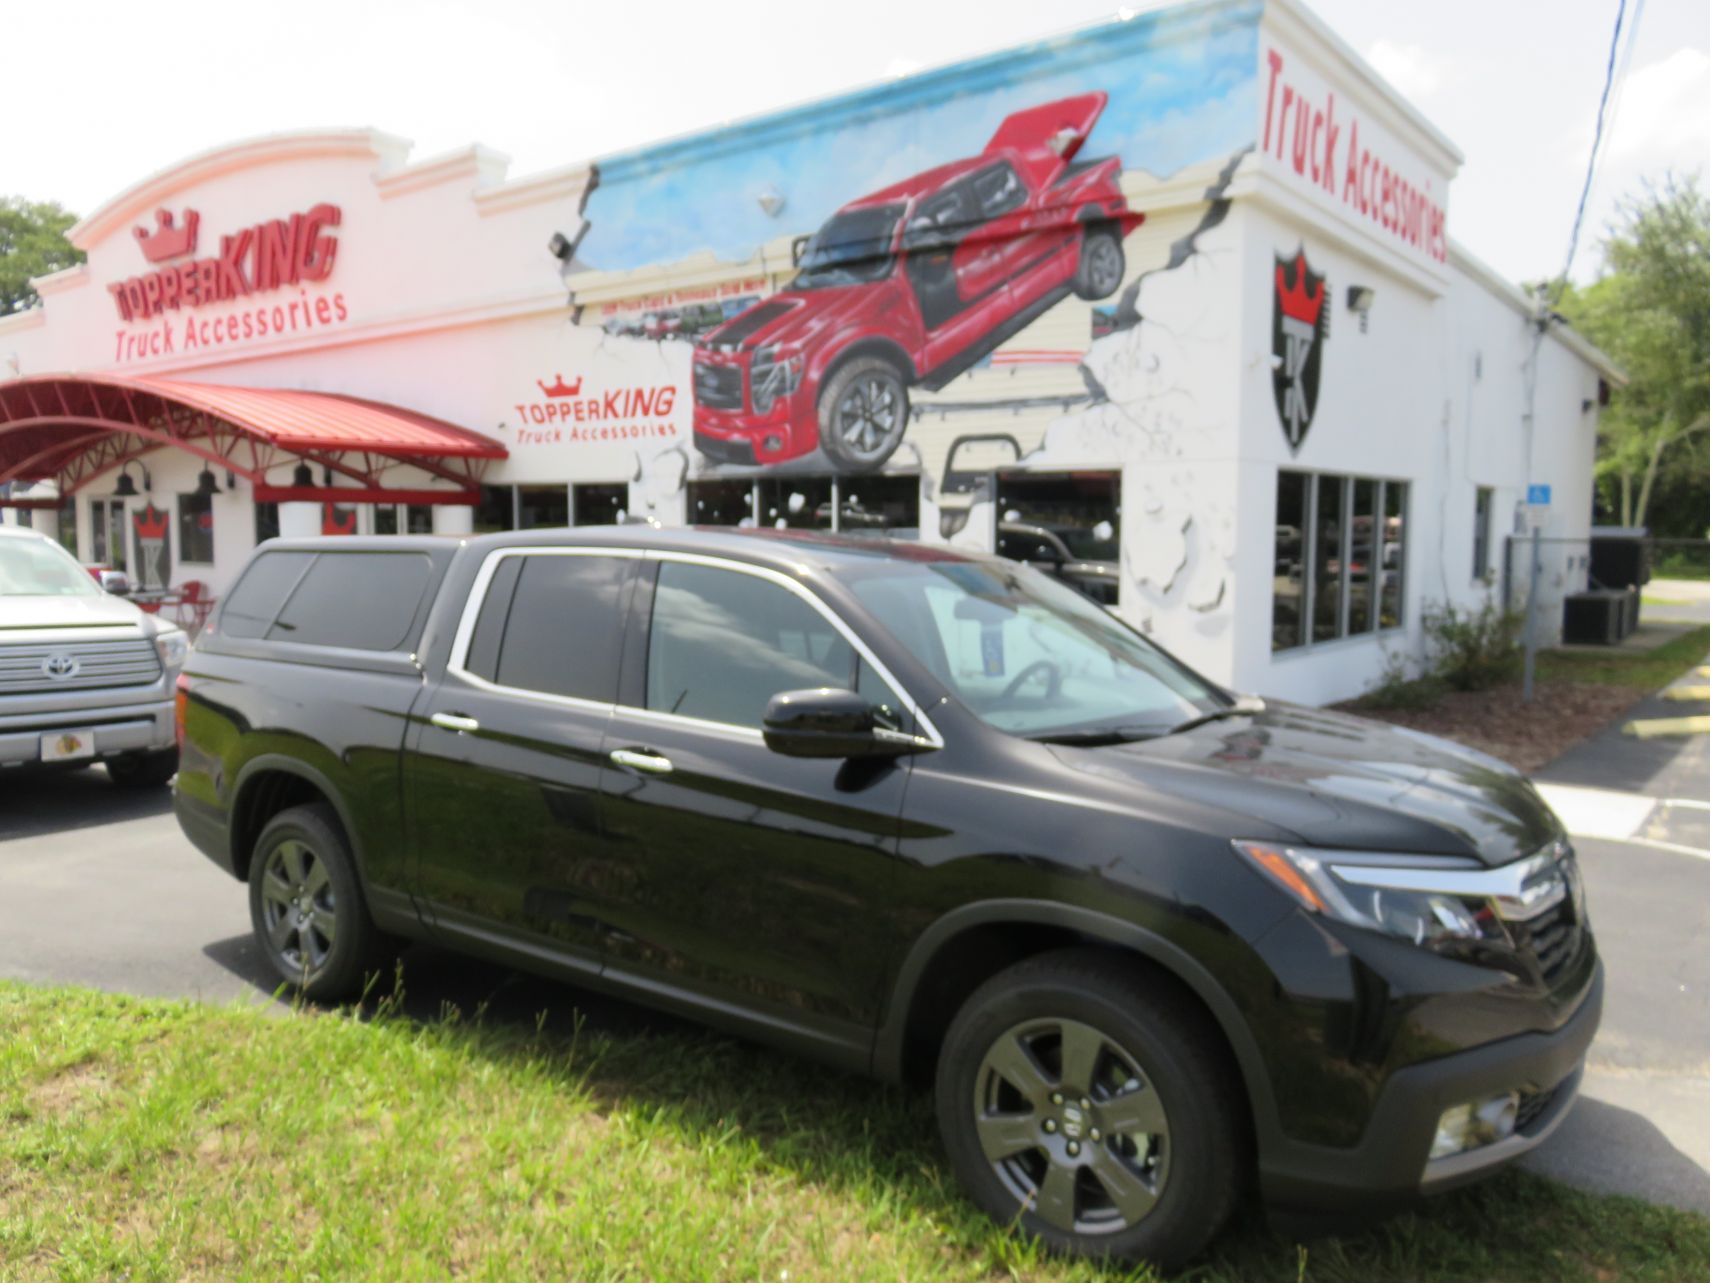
<box><xmin>430</xmin><ymin>711</ymin><xmax>480</xmax><ymax>734</ymax></box>
<box><xmin>610</xmin><ymin>748</ymin><xmax>673</xmax><ymax>776</ymax></box>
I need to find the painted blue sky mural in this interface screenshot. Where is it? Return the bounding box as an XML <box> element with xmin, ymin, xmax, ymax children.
<box><xmin>579</xmin><ymin>2</ymin><xmax>1260</xmax><ymax>273</ymax></box>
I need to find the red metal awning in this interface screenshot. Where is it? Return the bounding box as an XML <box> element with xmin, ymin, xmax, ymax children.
<box><xmin>0</xmin><ymin>373</ymin><xmax>507</xmax><ymax>503</ymax></box>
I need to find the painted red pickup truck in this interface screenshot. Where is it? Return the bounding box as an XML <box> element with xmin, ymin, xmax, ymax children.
<box><xmin>691</xmin><ymin>93</ymin><xmax>1144</xmax><ymax>472</ymax></box>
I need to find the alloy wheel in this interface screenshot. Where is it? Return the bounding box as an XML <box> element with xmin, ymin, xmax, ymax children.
<box><xmin>973</xmin><ymin>1017</ymin><xmax>1170</xmax><ymax>1236</ymax></box>
<box><xmin>834</xmin><ymin>374</ymin><xmax>903</xmax><ymax>462</ymax></box>
<box><xmin>258</xmin><ymin>838</ymin><xmax>338</xmax><ymax>977</ymax></box>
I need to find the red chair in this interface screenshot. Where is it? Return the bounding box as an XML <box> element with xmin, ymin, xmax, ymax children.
<box><xmin>162</xmin><ymin>579</ymin><xmax>216</xmax><ymax>635</ymax></box>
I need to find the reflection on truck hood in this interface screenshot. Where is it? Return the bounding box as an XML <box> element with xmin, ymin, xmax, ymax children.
<box><xmin>1054</xmin><ymin>701</ymin><xmax>1560</xmax><ymax>867</ymax></box>
<box><xmin>700</xmin><ymin>286</ymin><xmax>871</xmax><ymax>354</ymax></box>
<box><xmin>0</xmin><ymin>594</ymin><xmax>148</xmax><ymax>632</ymax></box>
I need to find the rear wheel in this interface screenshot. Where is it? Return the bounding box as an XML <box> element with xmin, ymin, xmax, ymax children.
<box><xmin>935</xmin><ymin>949</ymin><xmax>1243</xmax><ymax>1269</ymax></box>
<box><xmin>1073</xmin><ymin>227</ymin><xmax>1125</xmax><ymax>301</ymax></box>
<box><xmin>248</xmin><ymin>803</ymin><xmax>391</xmax><ymax>1003</ymax></box>
<box><xmin>105</xmin><ymin>749</ymin><xmax>177</xmax><ymax>788</ymax></box>
<box><xmin>817</xmin><ymin>356</ymin><xmax>910</xmax><ymax>473</ymax></box>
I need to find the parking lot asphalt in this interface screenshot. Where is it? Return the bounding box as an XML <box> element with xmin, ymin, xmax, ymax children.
<box><xmin>2</xmin><ymin>763</ymin><xmax>1708</xmax><ymax>1217</ymax></box>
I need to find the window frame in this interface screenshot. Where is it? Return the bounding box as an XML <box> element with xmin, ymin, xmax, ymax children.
<box><xmin>1473</xmin><ymin>485</ymin><xmax>1494</xmax><ymax>581</ymax></box>
<box><xmin>1273</xmin><ymin>469</ymin><xmax>1409</xmax><ymax>655</ymax></box>
<box><xmin>445</xmin><ymin>547</ymin><xmax>942</xmax><ymax>746</ymax></box>
<box><xmin>177</xmin><ymin>491</ymin><xmax>215</xmax><ymax>566</ymax></box>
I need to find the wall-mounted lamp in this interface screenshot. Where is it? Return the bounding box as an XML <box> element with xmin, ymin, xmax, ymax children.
<box><xmin>225</xmin><ymin>470</ymin><xmax>238</xmax><ymax>490</ymax></box>
<box><xmin>1346</xmin><ymin>284</ymin><xmax>1376</xmax><ymax>334</ymax></box>
<box><xmin>291</xmin><ymin>460</ymin><xmax>314</xmax><ymax>488</ymax></box>
<box><xmin>194</xmin><ymin>465</ymin><xmax>222</xmax><ymax>497</ymax></box>
<box><xmin>322</xmin><ymin>466</ymin><xmax>334</xmax><ymax>488</ymax></box>
<box><xmin>547</xmin><ymin>231</ymin><xmax>573</xmax><ymax>261</ymax></box>
<box><xmin>112</xmin><ymin>461</ymin><xmax>151</xmax><ymax>498</ymax></box>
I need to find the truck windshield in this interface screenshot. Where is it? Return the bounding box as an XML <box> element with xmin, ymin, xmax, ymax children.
<box><xmin>793</xmin><ymin>205</ymin><xmax>902</xmax><ymax>289</ymax></box>
<box><xmin>0</xmin><ymin>536</ymin><xmax>99</xmax><ymax>597</ymax></box>
<box><xmin>843</xmin><ymin>557</ymin><xmax>1224</xmax><ymax>739</ymax></box>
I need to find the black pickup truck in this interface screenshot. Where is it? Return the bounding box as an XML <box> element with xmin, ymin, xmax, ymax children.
<box><xmin>175</xmin><ymin>527</ymin><xmax>1600</xmax><ymax>1266</ymax></box>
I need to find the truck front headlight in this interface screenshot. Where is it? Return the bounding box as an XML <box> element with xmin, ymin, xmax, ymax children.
<box><xmin>154</xmin><ymin>627</ymin><xmax>189</xmax><ymax>671</ymax></box>
<box><xmin>750</xmin><ymin>346</ymin><xmax>802</xmax><ymax>415</ymax></box>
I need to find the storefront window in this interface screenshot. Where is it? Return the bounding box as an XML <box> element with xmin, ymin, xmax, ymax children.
<box><xmin>1349</xmin><ymin>478</ymin><xmax>1376</xmax><ymax>634</ymax></box>
<box><xmin>687</xmin><ymin>480</ymin><xmax>755</xmax><ymax>527</ymax></box>
<box><xmin>1473</xmin><ymin>486</ymin><xmax>1493</xmax><ymax>580</ymax></box>
<box><xmin>178</xmin><ymin>493</ymin><xmax>214</xmax><ymax>564</ymax></box>
<box><xmin>91</xmin><ymin>498</ymin><xmax>127</xmax><ymax>570</ymax></box>
<box><xmin>1272</xmin><ymin>471</ymin><xmax>1308</xmax><ymax>650</ymax></box>
<box><xmin>373</xmin><ymin>505</ymin><xmax>399</xmax><ymax>535</ymax></box>
<box><xmin>572</xmin><ymin>483</ymin><xmax>628</xmax><ymax>526</ymax></box>
<box><xmin>519</xmin><ymin>486</ymin><xmax>569</xmax><ymax>530</ymax></box>
<box><xmin>57</xmin><ymin>503</ymin><xmax>78</xmax><ymax>555</ymax></box>
<box><xmin>1381</xmin><ymin>481</ymin><xmax>1408</xmax><ymax>628</ymax></box>
<box><xmin>473</xmin><ymin>484</ymin><xmax>515</xmax><ymax>534</ymax></box>
<box><xmin>408</xmin><ymin>505</ymin><xmax>433</xmax><ymax>534</ymax></box>
<box><xmin>1273</xmin><ymin>470</ymin><xmax>1407</xmax><ymax>652</ymax></box>
<box><xmin>255</xmin><ymin>502</ymin><xmax>280</xmax><ymax>545</ymax></box>
<box><xmin>995</xmin><ymin>471</ymin><xmax>1121</xmax><ymax>605</ymax></box>
<box><xmin>838</xmin><ymin>474</ymin><xmax>919</xmax><ymax>537</ymax></box>
<box><xmin>757</xmin><ymin>477</ymin><xmax>834</xmax><ymax>530</ymax></box>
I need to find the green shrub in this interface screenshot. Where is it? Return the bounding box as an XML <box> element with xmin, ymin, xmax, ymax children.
<box><xmin>1425</xmin><ymin>601</ymin><xmax>1523</xmax><ymax>691</ymax></box>
<box><xmin>1362</xmin><ymin>650</ymin><xmax>1448</xmax><ymax>710</ymax></box>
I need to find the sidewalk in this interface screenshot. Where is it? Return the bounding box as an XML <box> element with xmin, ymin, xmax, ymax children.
<box><xmin>1524</xmin><ymin>643</ymin><xmax>1710</xmax><ymax>1215</ymax></box>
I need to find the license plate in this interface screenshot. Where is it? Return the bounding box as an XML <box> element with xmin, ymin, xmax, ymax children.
<box><xmin>40</xmin><ymin>729</ymin><xmax>96</xmax><ymax>762</ymax></box>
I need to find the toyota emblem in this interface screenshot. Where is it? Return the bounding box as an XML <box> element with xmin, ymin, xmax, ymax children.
<box><xmin>41</xmin><ymin>653</ymin><xmax>80</xmax><ymax>681</ymax></box>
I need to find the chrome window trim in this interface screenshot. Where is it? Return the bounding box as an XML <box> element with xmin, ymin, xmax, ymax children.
<box><xmin>444</xmin><ymin>544</ymin><xmax>943</xmax><ymax>747</ymax></box>
<box><xmin>444</xmin><ymin>546</ymin><xmax>643</xmax><ymax>716</ymax></box>
<box><xmin>634</xmin><ymin>549</ymin><xmax>944</xmax><ymax>747</ymax></box>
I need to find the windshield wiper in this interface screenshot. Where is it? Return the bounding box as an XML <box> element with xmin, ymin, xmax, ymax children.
<box><xmin>1162</xmin><ymin>696</ymin><xmax>1267</xmax><ymax>737</ymax></box>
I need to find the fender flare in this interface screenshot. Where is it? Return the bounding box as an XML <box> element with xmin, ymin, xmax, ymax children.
<box><xmin>229</xmin><ymin>753</ymin><xmax>367</xmax><ymax>883</ymax></box>
<box><xmin>873</xmin><ymin>898</ymin><xmax>1282</xmax><ymax>1142</ymax></box>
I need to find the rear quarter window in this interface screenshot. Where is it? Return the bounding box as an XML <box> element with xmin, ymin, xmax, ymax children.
<box><xmin>265</xmin><ymin>552</ymin><xmax>435</xmax><ymax>651</ymax></box>
<box><xmin>219</xmin><ymin>551</ymin><xmax>315</xmax><ymax>638</ymax></box>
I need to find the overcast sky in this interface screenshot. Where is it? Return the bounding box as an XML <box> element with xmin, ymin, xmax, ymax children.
<box><xmin>3</xmin><ymin>0</ymin><xmax>1705</xmax><ymax>286</ymax></box>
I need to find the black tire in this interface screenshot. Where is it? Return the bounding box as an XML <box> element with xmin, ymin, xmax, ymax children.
<box><xmin>1072</xmin><ymin>227</ymin><xmax>1125</xmax><ymax>301</ymax></box>
<box><xmin>105</xmin><ymin>749</ymin><xmax>177</xmax><ymax>788</ymax></box>
<box><xmin>816</xmin><ymin>355</ymin><xmax>910</xmax><ymax>473</ymax></box>
<box><xmin>248</xmin><ymin>802</ymin><xmax>391</xmax><ymax>1003</ymax></box>
<box><xmin>934</xmin><ymin>948</ymin><xmax>1243</xmax><ymax>1269</ymax></box>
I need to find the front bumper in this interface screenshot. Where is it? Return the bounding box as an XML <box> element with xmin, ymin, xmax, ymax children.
<box><xmin>1259</xmin><ymin>961</ymin><xmax>1604</xmax><ymax>1211</ymax></box>
<box><xmin>0</xmin><ymin>696</ymin><xmax>175</xmax><ymax>766</ymax></box>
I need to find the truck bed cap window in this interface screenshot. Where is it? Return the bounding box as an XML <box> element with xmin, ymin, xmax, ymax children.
<box><xmin>265</xmin><ymin>552</ymin><xmax>434</xmax><ymax>651</ymax></box>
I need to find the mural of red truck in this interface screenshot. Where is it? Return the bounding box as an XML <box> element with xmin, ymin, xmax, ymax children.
<box><xmin>690</xmin><ymin>93</ymin><xmax>1144</xmax><ymax>473</ymax></box>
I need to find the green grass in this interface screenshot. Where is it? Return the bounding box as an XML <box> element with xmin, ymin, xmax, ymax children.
<box><xmin>3</xmin><ymin>981</ymin><xmax>1708</xmax><ymax>1282</ymax></box>
<box><xmin>1643</xmin><ymin>595</ymin><xmax>1691</xmax><ymax>607</ymax></box>
<box><xmin>1539</xmin><ymin>623</ymin><xmax>1710</xmax><ymax>689</ymax></box>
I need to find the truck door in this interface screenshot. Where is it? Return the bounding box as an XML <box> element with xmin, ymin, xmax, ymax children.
<box><xmin>401</xmin><ymin>548</ymin><xmax>637</xmax><ymax>970</ymax></box>
<box><xmin>593</xmin><ymin>555</ymin><xmax>915</xmax><ymax>1056</ymax></box>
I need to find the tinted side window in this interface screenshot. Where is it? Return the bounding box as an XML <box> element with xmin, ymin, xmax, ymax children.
<box><xmin>972</xmin><ymin>163</ymin><xmax>1025</xmax><ymax>219</ymax></box>
<box><xmin>463</xmin><ymin>555</ymin><xmax>523</xmax><ymax>682</ymax></box>
<box><xmin>268</xmin><ymin>552</ymin><xmax>433</xmax><ymax>650</ymax></box>
<box><xmin>492</xmin><ymin>554</ymin><xmax>629</xmax><ymax>702</ymax></box>
<box><xmin>646</xmin><ymin>562</ymin><xmax>871</xmax><ymax>728</ymax></box>
<box><xmin>221</xmin><ymin>551</ymin><xmax>314</xmax><ymax>638</ymax></box>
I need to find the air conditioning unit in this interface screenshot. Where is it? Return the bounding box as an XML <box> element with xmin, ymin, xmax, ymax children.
<box><xmin>1562</xmin><ymin>590</ymin><xmax>1624</xmax><ymax>645</ymax></box>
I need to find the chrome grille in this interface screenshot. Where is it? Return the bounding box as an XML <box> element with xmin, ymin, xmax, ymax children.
<box><xmin>0</xmin><ymin>638</ymin><xmax>162</xmax><ymax>694</ymax></box>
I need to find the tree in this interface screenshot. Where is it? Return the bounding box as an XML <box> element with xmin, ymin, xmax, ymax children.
<box><xmin>1560</xmin><ymin>176</ymin><xmax>1710</xmax><ymax>533</ymax></box>
<box><xmin>0</xmin><ymin>197</ymin><xmax>85</xmax><ymax>316</ymax></box>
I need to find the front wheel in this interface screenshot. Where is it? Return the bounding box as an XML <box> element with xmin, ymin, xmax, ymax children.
<box><xmin>935</xmin><ymin>949</ymin><xmax>1243</xmax><ymax>1268</ymax></box>
<box><xmin>248</xmin><ymin>803</ymin><xmax>391</xmax><ymax>1003</ymax></box>
<box><xmin>817</xmin><ymin>356</ymin><xmax>910</xmax><ymax>473</ymax></box>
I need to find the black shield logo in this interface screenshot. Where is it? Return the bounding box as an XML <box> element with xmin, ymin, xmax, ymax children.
<box><xmin>1272</xmin><ymin>249</ymin><xmax>1327</xmax><ymax>454</ymax></box>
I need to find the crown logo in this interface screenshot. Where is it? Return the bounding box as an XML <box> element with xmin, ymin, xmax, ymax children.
<box><xmin>537</xmin><ymin>374</ymin><xmax>583</xmax><ymax>398</ymax></box>
<box><xmin>1275</xmin><ymin>251</ymin><xmax>1324</xmax><ymax>327</ymax></box>
<box><xmin>133</xmin><ymin>208</ymin><xmax>200</xmax><ymax>264</ymax></box>
<box><xmin>131</xmin><ymin>503</ymin><xmax>169</xmax><ymax>540</ymax></box>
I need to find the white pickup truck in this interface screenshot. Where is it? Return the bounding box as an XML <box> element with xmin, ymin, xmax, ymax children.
<box><xmin>0</xmin><ymin>524</ymin><xmax>186</xmax><ymax>786</ymax></box>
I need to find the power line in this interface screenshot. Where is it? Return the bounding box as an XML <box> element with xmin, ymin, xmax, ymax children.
<box><xmin>1554</xmin><ymin>0</ymin><xmax>1631</xmax><ymax>299</ymax></box>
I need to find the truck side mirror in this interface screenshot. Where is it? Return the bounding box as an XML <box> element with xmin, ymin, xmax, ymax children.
<box><xmin>762</xmin><ymin>688</ymin><xmax>923</xmax><ymax>759</ymax></box>
<box><xmin>100</xmin><ymin>570</ymin><xmax>132</xmax><ymax>596</ymax></box>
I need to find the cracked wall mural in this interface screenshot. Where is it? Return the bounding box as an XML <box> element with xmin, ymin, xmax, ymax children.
<box><xmin>506</xmin><ymin>5</ymin><xmax>1260</xmax><ymax>633</ymax></box>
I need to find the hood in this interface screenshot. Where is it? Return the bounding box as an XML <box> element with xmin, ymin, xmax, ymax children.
<box><xmin>700</xmin><ymin>285</ymin><xmax>875</xmax><ymax>354</ymax></box>
<box><xmin>0</xmin><ymin>593</ymin><xmax>149</xmax><ymax>633</ymax></box>
<box><xmin>1053</xmin><ymin>701</ymin><xmax>1559</xmax><ymax>867</ymax></box>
